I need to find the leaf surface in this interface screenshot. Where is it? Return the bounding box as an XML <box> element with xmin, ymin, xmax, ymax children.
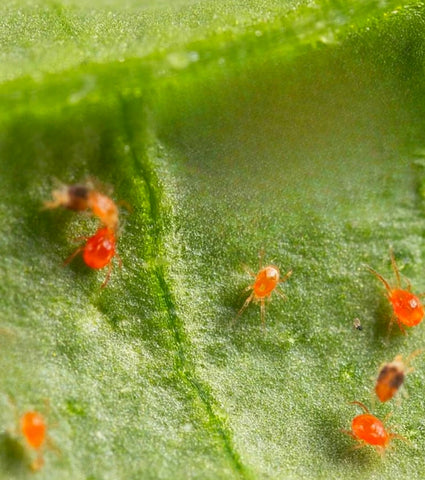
<box><xmin>2</xmin><ymin>1</ymin><xmax>425</xmax><ymax>479</ymax></box>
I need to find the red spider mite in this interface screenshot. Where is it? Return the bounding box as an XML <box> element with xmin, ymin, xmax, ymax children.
<box><xmin>64</xmin><ymin>226</ymin><xmax>121</xmax><ymax>288</ymax></box>
<box><xmin>235</xmin><ymin>253</ymin><xmax>292</xmax><ymax>326</ymax></box>
<box><xmin>367</xmin><ymin>251</ymin><xmax>424</xmax><ymax>333</ymax></box>
<box><xmin>375</xmin><ymin>350</ymin><xmax>422</xmax><ymax>402</ymax></box>
<box><xmin>44</xmin><ymin>182</ymin><xmax>120</xmax><ymax>231</ymax></box>
<box><xmin>342</xmin><ymin>401</ymin><xmax>404</xmax><ymax>454</ymax></box>
<box><xmin>20</xmin><ymin>411</ymin><xmax>47</xmax><ymax>471</ymax></box>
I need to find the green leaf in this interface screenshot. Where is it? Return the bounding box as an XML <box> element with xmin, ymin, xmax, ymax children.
<box><xmin>2</xmin><ymin>1</ymin><xmax>425</xmax><ymax>479</ymax></box>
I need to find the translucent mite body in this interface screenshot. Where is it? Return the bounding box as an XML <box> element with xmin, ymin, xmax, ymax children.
<box><xmin>20</xmin><ymin>411</ymin><xmax>47</xmax><ymax>471</ymax></box>
<box><xmin>44</xmin><ymin>183</ymin><xmax>91</xmax><ymax>212</ymax></box>
<box><xmin>236</xmin><ymin>254</ymin><xmax>292</xmax><ymax>326</ymax></box>
<box><xmin>353</xmin><ymin>318</ymin><xmax>363</xmax><ymax>331</ymax></box>
<box><xmin>45</xmin><ymin>183</ymin><xmax>120</xmax><ymax>231</ymax></box>
<box><xmin>375</xmin><ymin>351</ymin><xmax>421</xmax><ymax>402</ymax></box>
<box><xmin>343</xmin><ymin>401</ymin><xmax>403</xmax><ymax>454</ymax></box>
<box><xmin>65</xmin><ymin>227</ymin><xmax>120</xmax><ymax>288</ymax></box>
<box><xmin>367</xmin><ymin>252</ymin><xmax>424</xmax><ymax>333</ymax></box>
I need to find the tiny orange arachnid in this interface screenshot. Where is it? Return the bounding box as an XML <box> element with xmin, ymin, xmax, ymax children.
<box><xmin>375</xmin><ymin>350</ymin><xmax>421</xmax><ymax>402</ymax></box>
<box><xmin>45</xmin><ymin>182</ymin><xmax>120</xmax><ymax>231</ymax></box>
<box><xmin>367</xmin><ymin>251</ymin><xmax>424</xmax><ymax>333</ymax></box>
<box><xmin>88</xmin><ymin>189</ymin><xmax>120</xmax><ymax>232</ymax></box>
<box><xmin>342</xmin><ymin>401</ymin><xmax>404</xmax><ymax>454</ymax></box>
<box><xmin>20</xmin><ymin>411</ymin><xmax>47</xmax><ymax>471</ymax></box>
<box><xmin>235</xmin><ymin>253</ymin><xmax>292</xmax><ymax>326</ymax></box>
<box><xmin>65</xmin><ymin>226</ymin><xmax>121</xmax><ymax>288</ymax></box>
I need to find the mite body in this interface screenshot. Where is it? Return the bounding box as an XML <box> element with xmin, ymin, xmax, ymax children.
<box><xmin>20</xmin><ymin>411</ymin><xmax>47</xmax><ymax>471</ymax></box>
<box><xmin>375</xmin><ymin>351</ymin><xmax>421</xmax><ymax>402</ymax></box>
<box><xmin>65</xmin><ymin>227</ymin><xmax>121</xmax><ymax>288</ymax></box>
<box><xmin>44</xmin><ymin>183</ymin><xmax>91</xmax><ymax>212</ymax></box>
<box><xmin>353</xmin><ymin>318</ymin><xmax>363</xmax><ymax>331</ymax></box>
<box><xmin>367</xmin><ymin>252</ymin><xmax>424</xmax><ymax>333</ymax></box>
<box><xmin>45</xmin><ymin>182</ymin><xmax>120</xmax><ymax>231</ymax></box>
<box><xmin>343</xmin><ymin>401</ymin><xmax>403</xmax><ymax>454</ymax></box>
<box><xmin>235</xmin><ymin>253</ymin><xmax>292</xmax><ymax>326</ymax></box>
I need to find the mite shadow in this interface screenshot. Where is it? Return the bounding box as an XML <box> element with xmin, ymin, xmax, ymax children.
<box><xmin>0</xmin><ymin>432</ymin><xmax>28</xmax><ymax>475</ymax></box>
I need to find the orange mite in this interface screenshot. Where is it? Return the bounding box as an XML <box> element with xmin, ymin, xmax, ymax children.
<box><xmin>235</xmin><ymin>255</ymin><xmax>292</xmax><ymax>326</ymax></box>
<box><xmin>343</xmin><ymin>401</ymin><xmax>403</xmax><ymax>454</ymax></box>
<box><xmin>20</xmin><ymin>411</ymin><xmax>47</xmax><ymax>471</ymax></box>
<box><xmin>45</xmin><ymin>183</ymin><xmax>120</xmax><ymax>231</ymax></box>
<box><xmin>65</xmin><ymin>226</ymin><xmax>121</xmax><ymax>288</ymax></box>
<box><xmin>88</xmin><ymin>190</ymin><xmax>120</xmax><ymax>232</ymax></box>
<box><xmin>375</xmin><ymin>350</ymin><xmax>421</xmax><ymax>402</ymax></box>
<box><xmin>367</xmin><ymin>252</ymin><xmax>424</xmax><ymax>333</ymax></box>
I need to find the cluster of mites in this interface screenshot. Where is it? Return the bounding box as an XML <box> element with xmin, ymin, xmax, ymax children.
<box><xmin>11</xmin><ymin>183</ymin><xmax>425</xmax><ymax>470</ymax></box>
<box><xmin>6</xmin><ymin>183</ymin><xmax>124</xmax><ymax>471</ymax></box>
<box><xmin>237</xmin><ymin>251</ymin><xmax>424</xmax><ymax>455</ymax></box>
<box><xmin>45</xmin><ymin>182</ymin><xmax>122</xmax><ymax>287</ymax></box>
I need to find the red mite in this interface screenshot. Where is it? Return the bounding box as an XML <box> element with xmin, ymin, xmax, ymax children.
<box><xmin>367</xmin><ymin>252</ymin><xmax>424</xmax><ymax>333</ymax></box>
<box><xmin>375</xmin><ymin>351</ymin><xmax>421</xmax><ymax>402</ymax></box>
<box><xmin>65</xmin><ymin>227</ymin><xmax>121</xmax><ymax>288</ymax></box>
<box><xmin>235</xmin><ymin>254</ymin><xmax>292</xmax><ymax>326</ymax></box>
<box><xmin>20</xmin><ymin>411</ymin><xmax>47</xmax><ymax>471</ymax></box>
<box><xmin>45</xmin><ymin>183</ymin><xmax>120</xmax><ymax>231</ymax></box>
<box><xmin>342</xmin><ymin>401</ymin><xmax>404</xmax><ymax>454</ymax></box>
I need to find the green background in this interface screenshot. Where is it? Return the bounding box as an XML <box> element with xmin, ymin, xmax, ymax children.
<box><xmin>2</xmin><ymin>1</ymin><xmax>425</xmax><ymax>478</ymax></box>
